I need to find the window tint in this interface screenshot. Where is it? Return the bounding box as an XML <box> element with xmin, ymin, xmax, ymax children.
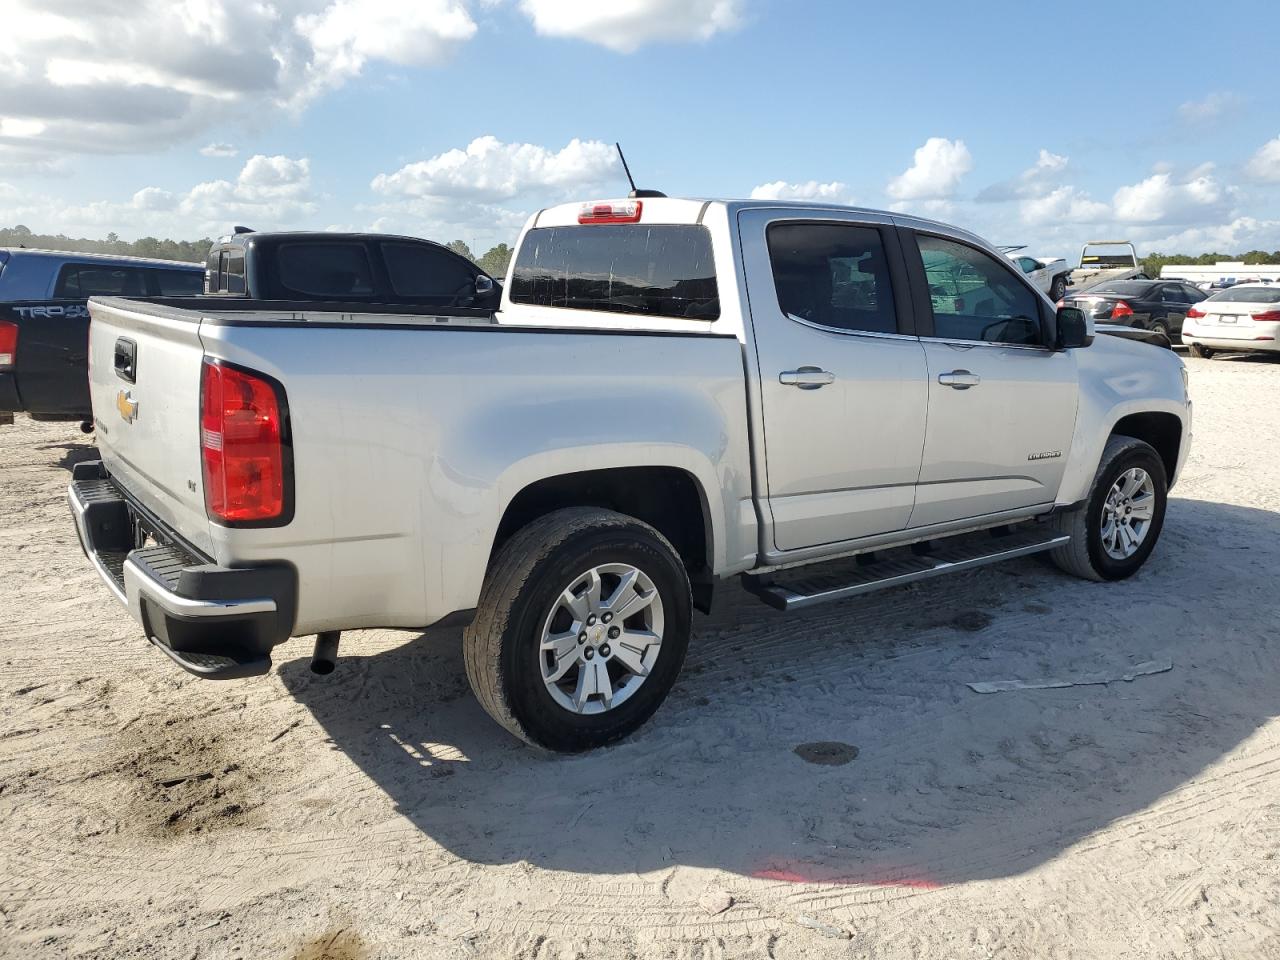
<box><xmin>1183</xmin><ymin>284</ymin><xmax>1207</xmax><ymax>302</ymax></box>
<box><xmin>54</xmin><ymin>264</ymin><xmax>147</xmax><ymax>298</ymax></box>
<box><xmin>151</xmin><ymin>269</ymin><xmax>203</xmax><ymax>296</ymax></box>
<box><xmin>766</xmin><ymin>222</ymin><xmax>898</xmax><ymax>334</ymax></box>
<box><xmin>1208</xmin><ymin>286</ymin><xmax>1280</xmax><ymax>304</ymax></box>
<box><xmin>1091</xmin><ymin>281</ymin><xmax>1155</xmax><ymax>297</ymax></box>
<box><xmin>510</xmin><ymin>225</ymin><xmax>719</xmax><ymax>320</ymax></box>
<box><xmin>276</xmin><ymin>243</ymin><xmax>374</xmax><ymax>298</ymax></box>
<box><xmin>382</xmin><ymin>242</ymin><xmax>475</xmax><ymax>298</ymax></box>
<box><xmin>223</xmin><ymin>251</ymin><xmax>246</xmax><ymax>293</ymax></box>
<box><xmin>916</xmin><ymin>235</ymin><xmax>1042</xmax><ymax>345</ymax></box>
<box><xmin>1159</xmin><ymin>285</ymin><xmax>1186</xmax><ymax>304</ymax></box>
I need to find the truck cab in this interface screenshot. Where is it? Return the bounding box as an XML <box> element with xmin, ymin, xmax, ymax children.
<box><xmin>203</xmin><ymin>229</ymin><xmax>501</xmax><ymax>310</ymax></box>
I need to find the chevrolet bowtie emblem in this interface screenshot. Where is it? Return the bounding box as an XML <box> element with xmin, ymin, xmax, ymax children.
<box><xmin>116</xmin><ymin>390</ymin><xmax>138</xmax><ymax>424</ymax></box>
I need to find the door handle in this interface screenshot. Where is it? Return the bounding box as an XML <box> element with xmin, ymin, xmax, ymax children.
<box><xmin>938</xmin><ymin>369</ymin><xmax>981</xmax><ymax>390</ymax></box>
<box><xmin>779</xmin><ymin>366</ymin><xmax>835</xmax><ymax>389</ymax></box>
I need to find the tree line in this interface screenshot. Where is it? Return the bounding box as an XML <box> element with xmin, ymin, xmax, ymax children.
<box><xmin>1</xmin><ymin>224</ymin><xmax>515</xmax><ymax>276</ymax></box>
<box><xmin>1142</xmin><ymin>250</ymin><xmax>1280</xmax><ymax>277</ymax></box>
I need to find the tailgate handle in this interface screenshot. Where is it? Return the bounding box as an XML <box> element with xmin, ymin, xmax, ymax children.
<box><xmin>113</xmin><ymin>338</ymin><xmax>137</xmax><ymax>383</ymax></box>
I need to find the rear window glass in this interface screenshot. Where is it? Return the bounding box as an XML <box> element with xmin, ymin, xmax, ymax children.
<box><xmin>54</xmin><ymin>264</ymin><xmax>147</xmax><ymax>297</ymax></box>
<box><xmin>1207</xmin><ymin>286</ymin><xmax>1280</xmax><ymax>303</ymax></box>
<box><xmin>510</xmin><ymin>225</ymin><xmax>719</xmax><ymax>320</ymax></box>
<box><xmin>382</xmin><ymin>242</ymin><xmax>475</xmax><ymax>297</ymax></box>
<box><xmin>276</xmin><ymin>243</ymin><xmax>375</xmax><ymax>298</ymax></box>
<box><xmin>152</xmin><ymin>268</ymin><xmax>202</xmax><ymax>296</ymax></box>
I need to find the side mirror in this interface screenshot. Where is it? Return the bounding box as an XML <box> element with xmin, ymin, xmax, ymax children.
<box><xmin>475</xmin><ymin>275</ymin><xmax>495</xmax><ymax>296</ymax></box>
<box><xmin>1056</xmin><ymin>305</ymin><xmax>1093</xmax><ymax>349</ymax></box>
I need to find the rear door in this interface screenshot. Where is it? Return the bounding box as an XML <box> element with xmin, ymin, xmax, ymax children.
<box><xmin>899</xmin><ymin>228</ymin><xmax>1079</xmax><ymax>528</ymax></box>
<box><xmin>739</xmin><ymin>209</ymin><xmax>928</xmax><ymax>551</ymax></box>
<box><xmin>88</xmin><ymin>299</ymin><xmax>214</xmax><ymax>555</ymax></box>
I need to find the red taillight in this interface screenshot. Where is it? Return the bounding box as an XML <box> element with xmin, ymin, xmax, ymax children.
<box><xmin>578</xmin><ymin>200</ymin><xmax>642</xmax><ymax>224</ymax></box>
<box><xmin>1251</xmin><ymin>310</ymin><xmax>1280</xmax><ymax>322</ymax></box>
<box><xmin>0</xmin><ymin>320</ymin><xmax>17</xmax><ymax>369</ymax></box>
<box><xmin>200</xmin><ymin>360</ymin><xmax>288</xmax><ymax>524</ymax></box>
<box><xmin>1186</xmin><ymin>306</ymin><xmax>1206</xmax><ymax>319</ymax></box>
<box><xmin>1111</xmin><ymin>300</ymin><xmax>1133</xmax><ymax>319</ymax></box>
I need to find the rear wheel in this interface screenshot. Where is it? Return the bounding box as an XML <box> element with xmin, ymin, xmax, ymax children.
<box><xmin>1048</xmin><ymin>435</ymin><xmax>1168</xmax><ymax>582</ymax></box>
<box><xmin>463</xmin><ymin>507</ymin><xmax>692</xmax><ymax>752</ymax></box>
<box><xmin>1188</xmin><ymin>342</ymin><xmax>1214</xmax><ymax>359</ymax></box>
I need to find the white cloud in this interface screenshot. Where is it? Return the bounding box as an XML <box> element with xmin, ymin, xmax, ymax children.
<box><xmin>0</xmin><ymin>0</ymin><xmax>479</xmax><ymax>169</ymax></box>
<box><xmin>887</xmin><ymin>138</ymin><xmax>972</xmax><ymax>201</ymax></box>
<box><xmin>0</xmin><ymin>154</ymin><xmax>316</xmax><ymax>237</ymax></box>
<box><xmin>1177</xmin><ymin>92</ymin><xmax>1243</xmax><ymax>124</ymax></box>
<box><xmin>518</xmin><ymin>0</ymin><xmax>742</xmax><ymax>52</ymax></box>
<box><xmin>371</xmin><ymin>136</ymin><xmax>618</xmax><ymax>201</ymax></box>
<box><xmin>750</xmin><ymin>180</ymin><xmax>851</xmax><ymax>203</ymax></box>
<box><xmin>1111</xmin><ymin>168</ymin><xmax>1229</xmax><ymax>223</ymax></box>
<box><xmin>200</xmin><ymin>143</ymin><xmax>239</xmax><ymax>158</ymax></box>
<box><xmin>1020</xmin><ymin>186</ymin><xmax>1110</xmax><ymax>225</ymax></box>
<box><xmin>1140</xmin><ymin>217</ymin><xmax>1280</xmax><ymax>253</ymax></box>
<box><xmin>294</xmin><ymin>0</ymin><xmax>476</xmax><ymax>100</ymax></box>
<box><xmin>1246</xmin><ymin>135</ymin><xmax>1280</xmax><ymax>182</ymax></box>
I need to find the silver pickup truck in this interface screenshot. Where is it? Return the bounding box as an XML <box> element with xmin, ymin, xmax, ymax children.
<box><xmin>69</xmin><ymin>197</ymin><xmax>1192</xmax><ymax>751</ymax></box>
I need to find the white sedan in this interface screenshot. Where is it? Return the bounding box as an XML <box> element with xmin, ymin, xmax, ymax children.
<box><xmin>1183</xmin><ymin>283</ymin><xmax>1280</xmax><ymax>358</ymax></box>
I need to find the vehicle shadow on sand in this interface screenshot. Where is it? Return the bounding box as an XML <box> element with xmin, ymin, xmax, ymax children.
<box><xmin>279</xmin><ymin>497</ymin><xmax>1280</xmax><ymax>887</ymax></box>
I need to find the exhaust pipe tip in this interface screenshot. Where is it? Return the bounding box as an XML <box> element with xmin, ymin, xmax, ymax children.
<box><xmin>310</xmin><ymin>631</ymin><xmax>340</xmax><ymax>676</ymax></box>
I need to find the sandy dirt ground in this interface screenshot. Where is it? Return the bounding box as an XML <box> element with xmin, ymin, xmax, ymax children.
<box><xmin>2</xmin><ymin>353</ymin><xmax>1279</xmax><ymax>960</ymax></box>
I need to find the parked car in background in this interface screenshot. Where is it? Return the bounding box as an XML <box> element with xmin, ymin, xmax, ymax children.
<box><xmin>1182</xmin><ymin>282</ymin><xmax>1280</xmax><ymax>359</ymax></box>
<box><xmin>0</xmin><ymin>249</ymin><xmax>203</xmax><ymax>426</ymax></box>
<box><xmin>1070</xmin><ymin>240</ymin><xmax>1147</xmax><ymax>291</ymax></box>
<box><xmin>68</xmin><ymin>195</ymin><xmax>1190</xmax><ymax>751</ymax></box>
<box><xmin>203</xmin><ymin>228</ymin><xmax>500</xmax><ymax>308</ymax></box>
<box><xmin>1002</xmin><ymin>246</ymin><xmax>1072</xmax><ymax>301</ymax></box>
<box><xmin>1061</xmin><ymin>279</ymin><xmax>1206</xmax><ymax>343</ymax></box>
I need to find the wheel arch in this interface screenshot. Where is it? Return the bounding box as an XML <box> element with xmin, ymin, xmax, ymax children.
<box><xmin>1110</xmin><ymin>411</ymin><xmax>1183</xmax><ymax>487</ymax></box>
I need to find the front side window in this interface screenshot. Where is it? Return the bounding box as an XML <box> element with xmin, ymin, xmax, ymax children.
<box><xmin>510</xmin><ymin>224</ymin><xmax>719</xmax><ymax>320</ymax></box>
<box><xmin>916</xmin><ymin>235</ymin><xmax>1042</xmax><ymax>346</ymax></box>
<box><xmin>382</xmin><ymin>242</ymin><xmax>475</xmax><ymax>298</ymax></box>
<box><xmin>766</xmin><ymin>222</ymin><xmax>898</xmax><ymax>334</ymax></box>
<box><xmin>1017</xmin><ymin>256</ymin><xmax>1039</xmax><ymax>274</ymax></box>
<box><xmin>276</xmin><ymin>243</ymin><xmax>374</xmax><ymax>298</ymax></box>
<box><xmin>55</xmin><ymin>264</ymin><xmax>147</xmax><ymax>298</ymax></box>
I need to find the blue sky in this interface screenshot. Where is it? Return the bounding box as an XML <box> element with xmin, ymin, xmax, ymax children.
<box><xmin>3</xmin><ymin>0</ymin><xmax>1279</xmax><ymax>259</ymax></box>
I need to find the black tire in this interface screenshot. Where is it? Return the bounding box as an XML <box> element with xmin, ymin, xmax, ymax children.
<box><xmin>463</xmin><ymin>507</ymin><xmax>692</xmax><ymax>752</ymax></box>
<box><xmin>1049</xmin><ymin>275</ymin><xmax>1068</xmax><ymax>302</ymax></box>
<box><xmin>1047</xmin><ymin>435</ymin><xmax>1168</xmax><ymax>582</ymax></box>
<box><xmin>1151</xmin><ymin>320</ymin><xmax>1169</xmax><ymax>338</ymax></box>
<box><xmin>1188</xmin><ymin>342</ymin><xmax>1214</xmax><ymax>359</ymax></box>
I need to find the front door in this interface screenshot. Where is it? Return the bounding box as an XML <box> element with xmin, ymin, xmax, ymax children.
<box><xmin>900</xmin><ymin>228</ymin><xmax>1079</xmax><ymax>528</ymax></box>
<box><xmin>738</xmin><ymin>211</ymin><xmax>929</xmax><ymax>552</ymax></box>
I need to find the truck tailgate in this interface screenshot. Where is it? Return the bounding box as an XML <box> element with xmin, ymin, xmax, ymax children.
<box><xmin>87</xmin><ymin>298</ymin><xmax>213</xmax><ymax>556</ymax></box>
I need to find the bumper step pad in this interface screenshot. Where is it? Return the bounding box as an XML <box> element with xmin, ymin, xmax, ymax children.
<box><xmin>744</xmin><ymin>526</ymin><xmax>1069</xmax><ymax>612</ymax></box>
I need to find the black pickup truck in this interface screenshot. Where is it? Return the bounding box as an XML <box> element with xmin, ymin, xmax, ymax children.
<box><xmin>1</xmin><ymin>231</ymin><xmax>500</xmax><ymax>426</ymax></box>
<box><xmin>0</xmin><ymin>249</ymin><xmax>203</xmax><ymax>426</ymax></box>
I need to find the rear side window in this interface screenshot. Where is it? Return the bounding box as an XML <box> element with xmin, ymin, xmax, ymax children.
<box><xmin>54</xmin><ymin>264</ymin><xmax>147</xmax><ymax>297</ymax></box>
<box><xmin>510</xmin><ymin>225</ymin><xmax>719</xmax><ymax>320</ymax></box>
<box><xmin>152</xmin><ymin>268</ymin><xmax>202</xmax><ymax>296</ymax></box>
<box><xmin>767</xmin><ymin>222</ymin><xmax>898</xmax><ymax>334</ymax></box>
<box><xmin>382</xmin><ymin>242</ymin><xmax>475</xmax><ymax>298</ymax></box>
<box><xmin>276</xmin><ymin>243</ymin><xmax>374</xmax><ymax>298</ymax></box>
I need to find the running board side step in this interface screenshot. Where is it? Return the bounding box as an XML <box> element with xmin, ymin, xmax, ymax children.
<box><xmin>742</xmin><ymin>528</ymin><xmax>1070</xmax><ymax>612</ymax></box>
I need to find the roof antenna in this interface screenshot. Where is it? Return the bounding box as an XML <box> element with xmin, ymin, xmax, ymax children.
<box><xmin>615</xmin><ymin>142</ymin><xmax>666</xmax><ymax>199</ymax></box>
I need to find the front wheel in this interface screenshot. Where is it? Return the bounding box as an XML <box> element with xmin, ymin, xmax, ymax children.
<box><xmin>463</xmin><ymin>507</ymin><xmax>692</xmax><ymax>752</ymax></box>
<box><xmin>1047</xmin><ymin>435</ymin><xmax>1168</xmax><ymax>582</ymax></box>
<box><xmin>1049</xmin><ymin>275</ymin><xmax>1068</xmax><ymax>302</ymax></box>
